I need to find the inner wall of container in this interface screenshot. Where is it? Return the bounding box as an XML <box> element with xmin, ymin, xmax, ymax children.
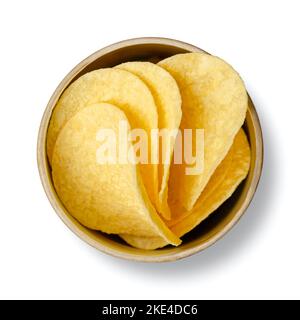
<box><xmin>72</xmin><ymin>44</ymin><xmax>191</xmax><ymax>82</ymax></box>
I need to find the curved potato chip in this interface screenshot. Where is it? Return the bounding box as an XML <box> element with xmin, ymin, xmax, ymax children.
<box><xmin>158</xmin><ymin>53</ymin><xmax>248</xmax><ymax>211</ymax></box>
<box><xmin>52</xmin><ymin>103</ymin><xmax>181</xmax><ymax>245</ymax></box>
<box><xmin>169</xmin><ymin>138</ymin><xmax>233</xmax><ymax>221</ymax></box>
<box><xmin>116</xmin><ymin>62</ymin><xmax>182</xmax><ymax>219</ymax></box>
<box><xmin>121</xmin><ymin>129</ymin><xmax>250</xmax><ymax>249</ymax></box>
<box><xmin>47</xmin><ymin>68</ymin><xmax>159</xmax><ymax>207</ymax></box>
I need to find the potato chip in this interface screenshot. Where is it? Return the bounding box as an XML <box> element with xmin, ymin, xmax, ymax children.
<box><xmin>115</xmin><ymin>62</ymin><xmax>182</xmax><ymax>219</ymax></box>
<box><xmin>121</xmin><ymin>128</ymin><xmax>250</xmax><ymax>249</ymax></box>
<box><xmin>47</xmin><ymin>68</ymin><xmax>159</xmax><ymax>208</ymax></box>
<box><xmin>52</xmin><ymin>103</ymin><xmax>181</xmax><ymax>245</ymax></box>
<box><xmin>158</xmin><ymin>53</ymin><xmax>248</xmax><ymax>211</ymax></box>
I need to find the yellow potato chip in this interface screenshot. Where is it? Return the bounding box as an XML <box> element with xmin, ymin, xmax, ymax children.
<box><xmin>158</xmin><ymin>53</ymin><xmax>248</xmax><ymax>211</ymax></box>
<box><xmin>52</xmin><ymin>103</ymin><xmax>181</xmax><ymax>245</ymax></box>
<box><xmin>169</xmin><ymin>136</ymin><xmax>234</xmax><ymax>221</ymax></box>
<box><xmin>115</xmin><ymin>62</ymin><xmax>182</xmax><ymax>219</ymax></box>
<box><xmin>121</xmin><ymin>129</ymin><xmax>250</xmax><ymax>249</ymax></box>
<box><xmin>47</xmin><ymin>68</ymin><xmax>159</xmax><ymax>208</ymax></box>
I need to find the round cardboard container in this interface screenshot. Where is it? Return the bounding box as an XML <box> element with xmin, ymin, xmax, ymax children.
<box><xmin>37</xmin><ymin>37</ymin><xmax>263</xmax><ymax>262</ymax></box>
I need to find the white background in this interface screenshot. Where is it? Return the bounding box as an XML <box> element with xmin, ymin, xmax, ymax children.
<box><xmin>0</xmin><ymin>0</ymin><xmax>299</xmax><ymax>300</ymax></box>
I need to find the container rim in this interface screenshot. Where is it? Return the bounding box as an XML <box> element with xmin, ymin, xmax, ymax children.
<box><xmin>37</xmin><ymin>37</ymin><xmax>264</xmax><ymax>262</ymax></box>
